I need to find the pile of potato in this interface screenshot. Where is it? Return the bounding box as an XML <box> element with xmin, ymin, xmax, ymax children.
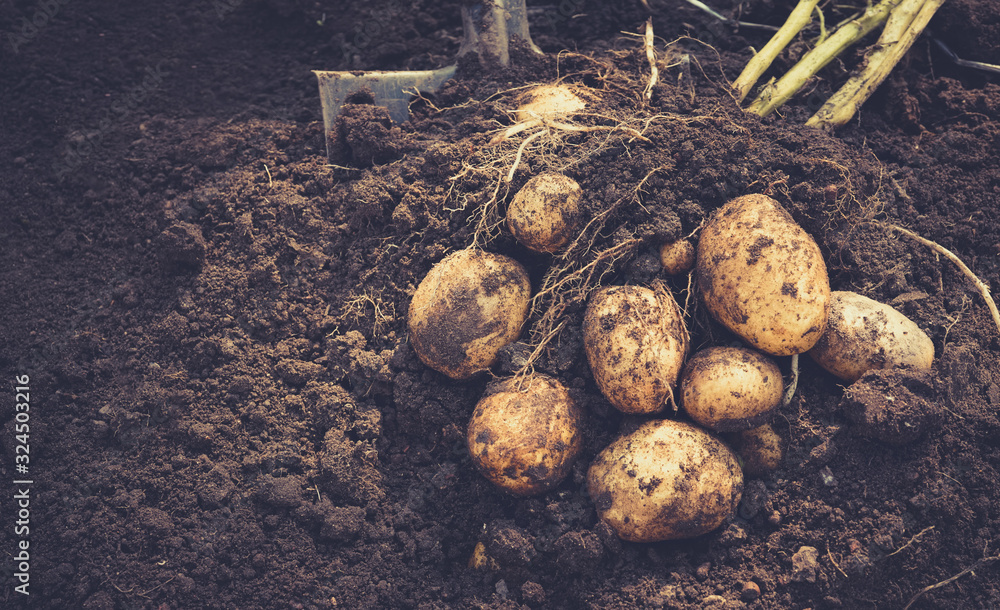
<box><xmin>406</xmin><ymin>163</ymin><xmax>936</xmax><ymax>544</ymax></box>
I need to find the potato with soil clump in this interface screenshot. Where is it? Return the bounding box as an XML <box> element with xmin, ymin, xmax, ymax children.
<box><xmin>583</xmin><ymin>284</ymin><xmax>689</xmax><ymax>414</ymax></box>
<box><xmin>408</xmin><ymin>249</ymin><xmax>530</xmax><ymax>379</ymax></box>
<box><xmin>467</xmin><ymin>374</ymin><xmax>584</xmax><ymax>496</ymax></box>
<box><xmin>808</xmin><ymin>291</ymin><xmax>934</xmax><ymax>383</ymax></box>
<box><xmin>697</xmin><ymin>194</ymin><xmax>831</xmax><ymax>356</ymax></box>
<box><xmin>730</xmin><ymin>423</ymin><xmax>784</xmax><ymax>476</ymax></box>
<box><xmin>588</xmin><ymin>419</ymin><xmax>743</xmax><ymax>542</ymax></box>
<box><xmin>680</xmin><ymin>347</ymin><xmax>783</xmax><ymax>432</ymax></box>
<box><xmin>659</xmin><ymin>239</ymin><xmax>696</xmax><ymax>275</ymax></box>
<box><xmin>507</xmin><ymin>173</ymin><xmax>582</xmax><ymax>253</ymax></box>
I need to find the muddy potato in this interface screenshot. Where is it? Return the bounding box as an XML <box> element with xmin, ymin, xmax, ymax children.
<box><xmin>680</xmin><ymin>347</ymin><xmax>783</xmax><ymax>432</ymax></box>
<box><xmin>583</xmin><ymin>284</ymin><xmax>689</xmax><ymax>414</ymax></box>
<box><xmin>507</xmin><ymin>173</ymin><xmax>582</xmax><ymax>253</ymax></box>
<box><xmin>730</xmin><ymin>423</ymin><xmax>784</xmax><ymax>476</ymax></box>
<box><xmin>408</xmin><ymin>249</ymin><xmax>530</xmax><ymax>379</ymax></box>
<box><xmin>807</xmin><ymin>291</ymin><xmax>934</xmax><ymax>383</ymax></box>
<box><xmin>514</xmin><ymin>84</ymin><xmax>586</xmax><ymax>122</ymax></box>
<box><xmin>588</xmin><ymin>419</ymin><xmax>743</xmax><ymax>542</ymax></box>
<box><xmin>697</xmin><ymin>194</ymin><xmax>831</xmax><ymax>356</ymax></box>
<box><xmin>467</xmin><ymin>374</ymin><xmax>584</xmax><ymax>496</ymax></box>
<box><xmin>659</xmin><ymin>239</ymin><xmax>696</xmax><ymax>275</ymax></box>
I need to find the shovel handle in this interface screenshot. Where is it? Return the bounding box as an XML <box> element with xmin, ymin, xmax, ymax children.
<box><xmin>459</xmin><ymin>0</ymin><xmax>542</xmax><ymax>66</ymax></box>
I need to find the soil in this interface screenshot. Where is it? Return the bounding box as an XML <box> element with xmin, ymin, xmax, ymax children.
<box><xmin>2</xmin><ymin>1</ymin><xmax>1000</xmax><ymax>609</ymax></box>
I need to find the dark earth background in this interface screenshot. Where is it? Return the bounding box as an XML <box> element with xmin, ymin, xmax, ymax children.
<box><xmin>2</xmin><ymin>0</ymin><xmax>1000</xmax><ymax>608</ymax></box>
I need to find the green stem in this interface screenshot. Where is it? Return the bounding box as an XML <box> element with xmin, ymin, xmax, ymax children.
<box><xmin>807</xmin><ymin>0</ymin><xmax>945</xmax><ymax>128</ymax></box>
<box><xmin>746</xmin><ymin>0</ymin><xmax>904</xmax><ymax>117</ymax></box>
<box><xmin>733</xmin><ymin>0</ymin><xmax>820</xmax><ymax>103</ymax></box>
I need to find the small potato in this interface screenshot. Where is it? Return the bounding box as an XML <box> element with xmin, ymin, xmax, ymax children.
<box><xmin>583</xmin><ymin>284</ymin><xmax>689</xmax><ymax>414</ymax></box>
<box><xmin>587</xmin><ymin>419</ymin><xmax>743</xmax><ymax>542</ymax></box>
<box><xmin>408</xmin><ymin>249</ymin><xmax>530</xmax><ymax>379</ymax></box>
<box><xmin>514</xmin><ymin>84</ymin><xmax>586</xmax><ymax>122</ymax></box>
<box><xmin>807</xmin><ymin>291</ymin><xmax>934</xmax><ymax>383</ymax></box>
<box><xmin>507</xmin><ymin>173</ymin><xmax>582</xmax><ymax>253</ymax></box>
<box><xmin>659</xmin><ymin>239</ymin><xmax>696</xmax><ymax>275</ymax></box>
<box><xmin>467</xmin><ymin>374</ymin><xmax>584</xmax><ymax>496</ymax></box>
<box><xmin>697</xmin><ymin>194</ymin><xmax>831</xmax><ymax>356</ymax></box>
<box><xmin>680</xmin><ymin>347</ymin><xmax>783</xmax><ymax>432</ymax></box>
<box><xmin>730</xmin><ymin>424</ymin><xmax>784</xmax><ymax>476</ymax></box>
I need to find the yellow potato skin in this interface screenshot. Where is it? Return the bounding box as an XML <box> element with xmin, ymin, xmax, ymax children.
<box><xmin>697</xmin><ymin>194</ymin><xmax>831</xmax><ymax>356</ymax></box>
<box><xmin>731</xmin><ymin>424</ymin><xmax>784</xmax><ymax>476</ymax></box>
<box><xmin>807</xmin><ymin>291</ymin><xmax>934</xmax><ymax>383</ymax></box>
<box><xmin>587</xmin><ymin>419</ymin><xmax>743</xmax><ymax>542</ymax></box>
<box><xmin>659</xmin><ymin>239</ymin><xmax>696</xmax><ymax>275</ymax></box>
<box><xmin>408</xmin><ymin>249</ymin><xmax>530</xmax><ymax>379</ymax></box>
<box><xmin>583</xmin><ymin>285</ymin><xmax>689</xmax><ymax>414</ymax></box>
<box><xmin>680</xmin><ymin>347</ymin><xmax>783</xmax><ymax>432</ymax></box>
<box><xmin>514</xmin><ymin>84</ymin><xmax>586</xmax><ymax>122</ymax></box>
<box><xmin>467</xmin><ymin>375</ymin><xmax>584</xmax><ymax>496</ymax></box>
<box><xmin>507</xmin><ymin>173</ymin><xmax>582</xmax><ymax>253</ymax></box>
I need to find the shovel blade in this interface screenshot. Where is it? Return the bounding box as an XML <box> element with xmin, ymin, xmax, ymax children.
<box><xmin>314</xmin><ymin>66</ymin><xmax>457</xmax><ymax>159</ymax></box>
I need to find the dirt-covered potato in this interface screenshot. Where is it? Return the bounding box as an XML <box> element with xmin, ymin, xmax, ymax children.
<box><xmin>583</xmin><ymin>284</ymin><xmax>689</xmax><ymax>414</ymax></box>
<box><xmin>807</xmin><ymin>291</ymin><xmax>935</xmax><ymax>383</ymax></box>
<box><xmin>467</xmin><ymin>374</ymin><xmax>584</xmax><ymax>496</ymax></box>
<box><xmin>588</xmin><ymin>419</ymin><xmax>743</xmax><ymax>542</ymax></box>
<box><xmin>730</xmin><ymin>423</ymin><xmax>784</xmax><ymax>476</ymax></box>
<box><xmin>507</xmin><ymin>173</ymin><xmax>582</xmax><ymax>253</ymax></box>
<box><xmin>408</xmin><ymin>249</ymin><xmax>530</xmax><ymax>379</ymax></box>
<box><xmin>680</xmin><ymin>347</ymin><xmax>783</xmax><ymax>432</ymax></box>
<box><xmin>659</xmin><ymin>239</ymin><xmax>696</xmax><ymax>275</ymax></box>
<box><xmin>697</xmin><ymin>194</ymin><xmax>831</xmax><ymax>356</ymax></box>
<box><xmin>514</xmin><ymin>84</ymin><xmax>586</xmax><ymax>122</ymax></box>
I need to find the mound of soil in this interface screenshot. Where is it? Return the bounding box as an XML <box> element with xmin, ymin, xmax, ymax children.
<box><xmin>2</xmin><ymin>1</ymin><xmax>999</xmax><ymax>608</ymax></box>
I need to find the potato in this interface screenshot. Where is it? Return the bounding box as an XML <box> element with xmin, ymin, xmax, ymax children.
<box><xmin>587</xmin><ymin>419</ymin><xmax>743</xmax><ymax>542</ymax></box>
<box><xmin>408</xmin><ymin>249</ymin><xmax>530</xmax><ymax>379</ymax></box>
<box><xmin>583</xmin><ymin>284</ymin><xmax>689</xmax><ymax>414</ymax></box>
<box><xmin>507</xmin><ymin>173</ymin><xmax>582</xmax><ymax>253</ymax></box>
<box><xmin>730</xmin><ymin>423</ymin><xmax>784</xmax><ymax>476</ymax></box>
<box><xmin>659</xmin><ymin>239</ymin><xmax>696</xmax><ymax>275</ymax></box>
<box><xmin>467</xmin><ymin>374</ymin><xmax>584</xmax><ymax>496</ymax></box>
<box><xmin>680</xmin><ymin>347</ymin><xmax>783</xmax><ymax>432</ymax></box>
<box><xmin>807</xmin><ymin>291</ymin><xmax>934</xmax><ymax>383</ymax></box>
<box><xmin>697</xmin><ymin>194</ymin><xmax>831</xmax><ymax>356</ymax></box>
<box><xmin>514</xmin><ymin>84</ymin><xmax>586</xmax><ymax>122</ymax></box>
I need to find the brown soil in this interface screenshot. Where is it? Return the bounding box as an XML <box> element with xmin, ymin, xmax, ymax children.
<box><xmin>2</xmin><ymin>1</ymin><xmax>1000</xmax><ymax>608</ymax></box>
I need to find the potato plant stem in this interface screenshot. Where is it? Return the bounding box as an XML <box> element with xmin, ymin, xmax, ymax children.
<box><xmin>732</xmin><ymin>0</ymin><xmax>820</xmax><ymax>103</ymax></box>
<box><xmin>806</xmin><ymin>0</ymin><xmax>944</xmax><ymax>127</ymax></box>
<box><xmin>746</xmin><ymin>0</ymin><xmax>903</xmax><ymax>117</ymax></box>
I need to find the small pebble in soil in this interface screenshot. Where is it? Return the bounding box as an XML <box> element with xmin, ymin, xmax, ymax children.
<box><xmin>741</xmin><ymin>581</ymin><xmax>761</xmax><ymax>601</ymax></box>
<box><xmin>696</xmin><ymin>562</ymin><xmax>711</xmax><ymax>580</ymax></box>
<box><xmin>791</xmin><ymin>546</ymin><xmax>820</xmax><ymax>582</ymax></box>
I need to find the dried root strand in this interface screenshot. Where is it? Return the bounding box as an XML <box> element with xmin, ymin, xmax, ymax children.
<box><xmin>642</xmin><ymin>18</ymin><xmax>659</xmax><ymax>102</ymax></box>
<box><xmin>902</xmin><ymin>553</ymin><xmax>1000</xmax><ymax>610</ymax></box>
<box><xmin>883</xmin><ymin>223</ymin><xmax>1000</xmax><ymax>339</ymax></box>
